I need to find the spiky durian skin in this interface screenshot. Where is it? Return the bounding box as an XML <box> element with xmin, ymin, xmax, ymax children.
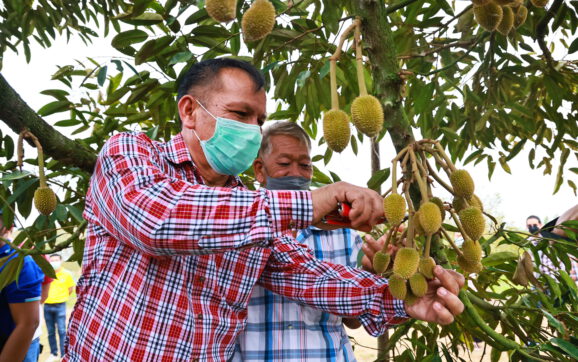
<box><xmin>452</xmin><ymin>194</ymin><xmax>483</xmax><ymax>213</ymax></box>
<box><xmin>404</xmin><ymin>291</ymin><xmax>419</xmax><ymax>306</ymax></box>
<box><xmin>496</xmin><ymin>6</ymin><xmax>514</xmax><ymax>35</ymax></box>
<box><xmin>383</xmin><ymin>193</ymin><xmax>406</xmax><ymax>225</ymax></box>
<box><xmin>418</xmin><ymin>202</ymin><xmax>442</xmax><ymax>235</ymax></box>
<box><xmin>419</xmin><ymin>257</ymin><xmax>436</xmax><ymax>279</ymax></box>
<box><xmin>373</xmin><ymin>251</ymin><xmax>391</xmax><ymax>274</ymax></box>
<box><xmin>409</xmin><ymin>273</ymin><xmax>428</xmax><ymax>297</ymax></box>
<box><xmin>459</xmin><ymin>207</ymin><xmax>486</xmax><ymax>241</ymax></box>
<box><xmin>242</xmin><ymin>0</ymin><xmax>276</xmax><ymax>42</ymax></box>
<box><xmin>350</xmin><ymin>95</ymin><xmax>384</xmax><ymax>138</ymax></box>
<box><xmin>388</xmin><ymin>274</ymin><xmax>407</xmax><ymax>300</ymax></box>
<box><xmin>206</xmin><ymin>0</ymin><xmax>237</xmax><ymax>23</ymax></box>
<box><xmin>430</xmin><ymin>196</ymin><xmax>446</xmax><ymax>220</ymax></box>
<box><xmin>393</xmin><ymin>248</ymin><xmax>420</xmax><ymax>279</ymax></box>
<box><xmin>514</xmin><ymin>5</ymin><xmax>528</xmax><ymax>28</ymax></box>
<box><xmin>457</xmin><ymin>255</ymin><xmax>483</xmax><ymax>274</ymax></box>
<box><xmin>323</xmin><ymin>109</ymin><xmax>350</xmax><ymax>152</ymax></box>
<box><xmin>34</xmin><ymin>186</ymin><xmax>57</xmax><ymax>215</ymax></box>
<box><xmin>450</xmin><ymin>169</ymin><xmax>475</xmax><ymax>199</ymax></box>
<box><xmin>474</xmin><ymin>2</ymin><xmax>504</xmax><ymax>32</ymax></box>
<box><xmin>530</xmin><ymin>0</ymin><xmax>548</xmax><ymax>7</ymax></box>
<box><xmin>413</xmin><ymin>211</ymin><xmax>425</xmax><ymax>236</ymax></box>
<box><xmin>493</xmin><ymin>0</ymin><xmax>517</xmax><ymax>5</ymax></box>
<box><xmin>462</xmin><ymin>239</ymin><xmax>482</xmax><ymax>262</ymax></box>
<box><xmin>472</xmin><ymin>0</ymin><xmax>490</xmax><ymax>5</ymax></box>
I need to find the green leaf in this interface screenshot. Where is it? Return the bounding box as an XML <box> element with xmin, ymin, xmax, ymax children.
<box><xmin>111</xmin><ymin>29</ymin><xmax>148</xmax><ymax>49</ymax></box>
<box><xmin>97</xmin><ymin>65</ymin><xmax>108</xmax><ymax>87</ymax></box>
<box><xmin>542</xmin><ymin>310</ymin><xmax>565</xmax><ymax>334</ymax></box>
<box><xmin>0</xmin><ymin>171</ymin><xmax>33</xmax><ymax>181</ymax></box>
<box><xmin>32</xmin><ymin>254</ymin><xmax>56</xmax><ymax>279</ymax></box>
<box><xmin>498</xmin><ymin>155</ymin><xmax>511</xmax><ymax>174</ymax></box>
<box><xmin>570</xmin><ymin>38</ymin><xmax>578</xmax><ymax>54</ymax></box>
<box><xmin>121</xmin><ymin>13</ymin><xmax>164</xmax><ymax>26</ymax></box>
<box><xmin>312</xmin><ymin>166</ymin><xmax>332</xmax><ymax>185</ymax></box>
<box><xmin>367</xmin><ymin>168</ymin><xmax>390</xmax><ymax>191</ymax></box>
<box><xmin>37</xmin><ymin>100</ymin><xmax>71</xmax><ymax>116</ymax></box>
<box><xmin>550</xmin><ymin>338</ymin><xmax>578</xmax><ymax>359</ymax></box>
<box><xmin>0</xmin><ymin>254</ymin><xmax>24</xmax><ymax>291</ymax></box>
<box><xmin>481</xmin><ymin>251</ymin><xmax>517</xmax><ymax>267</ymax></box>
<box><xmin>66</xmin><ymin>205</ymin><xmax>85</xmax><ymax>223</ymax></box>
<box><xmin>168</xmin><ymin>50</ymin><xmax>193</xmax><ymax>66</ymax></box>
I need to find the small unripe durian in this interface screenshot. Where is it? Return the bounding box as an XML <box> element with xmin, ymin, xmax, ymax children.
<box><xmin>404</xmin><ymin>290</ymin><xmax>419</xmax><ymax>306</ymax></box>
<box><xmin>514</xmin><ymin>5</ymin><xmax>528</xmax><ymax>28</ymax></box>
<box><xmin>419</xmin><ymin>257</ymin><xmax>436</xmax><ymax>279</ymax></box>
<box><xmin>206</xmin><ymin>0</ymin><xmax>238</xmax><ymax>23</ymax></box>
<box><xmin>496</xmin><ymin>6</ymin><xmax>515</xmax><ymax>35</ymax></box>
<box><xmin>430</xmin><ymin>196</ymin><xmax>446</xmax><ymax>220</ymax></box>
<box><xmin>373</xmin><ymin>251</ymin><xmax>391</xmax><ymax>274</ymax></box>
<box><xmin>323</xmin><ymin>110</ymin><xmax>350</xmax><ymax>153</ymax></box>
<box><xmin>34</xmin><ymin>186</ymin><xmax>57</xmax><ymax>215</ymax></box>
<box><xmin>388</xmin><ymin>274</ymin><xmax>407</xmax><ymax>300</ymax></box>
<box><xmin>409</xmin><ymin>273</ymin><xmax>428</xmax><ymax>297</ymax></box>
<box><xmin>413</xmin><ymin>211</ymin><xmax>426</xmax><ymax>236</ymax></box>
<box><xmin>393</xmin><ymin>247</ymin><xmax>420</xmax><ymax>279</ymax></box>
<box><xmin>418</xmin><ymin>202</ymin><xmax>442</xmax><ymax>236</ymax></box>
<box><xmin>242</xmin><ymin>0</ymin><xmax>276</xmax><ymax>42</ymax></box>
<box><xmin>530</xmin><ymin>0</ymin><xmax>548</xmax><ymax>7</ymax></box>
<box><xmin>383</xmin><ymin>194</ymin><xmax>406</xmax><ymax>225</ymax></box>
<box><xmin>462</xmin><ymin>239</ymin><xmax>482</xmax><ymax>262</ymax></box>
<box><xmin>452</xmin><ymin>194</ymin><xmax>483</xmax><ymax>213</ymax></box>
<box><xmin>457</xmin><ymin>255</ymin><xmax>483</xmax><ymax>274</ymax></box>
<box><xmin>472</xmin><ymin>0</ymin><xmax>490</xmax><ymax>5</ymax></box>
<box><xmin>350</xmin><ymin>95</ymin><xmax>384</xmax><ymax>138</ymax></box>
<box><xmin>450</xmin><ymin>169</ymin><xmax>475</xmax><ymax>199</ymax></box>
<box><xmin>474</xmin><ymin>2</ymin><xmax>504</xmax><ymax>32</ymax></box>
<box><xmin>459</xmin><ymin>207</ymin><xmax>486</xmax><ymax>241</ymax></box>
<box><xmin>493</xmin><ymin>0</ymin><xmax>517</xmax><ymax>5</ymax></box>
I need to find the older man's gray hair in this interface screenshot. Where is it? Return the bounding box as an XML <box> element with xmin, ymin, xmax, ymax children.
<box><xmin>258</xmin><ymin>121</ymin><xmax>312</xmax><ymax>157</ymax></box>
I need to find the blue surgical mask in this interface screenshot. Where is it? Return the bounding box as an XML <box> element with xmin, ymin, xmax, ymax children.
<box><xmin>193</xmin><ymin>100</ymin><xmax>262</xmax><ymax>175</ymax></box>
<box><xmin>265</xmin><ymin>176</ymin><xmax>311</xmax><ymax>190</ymax></box>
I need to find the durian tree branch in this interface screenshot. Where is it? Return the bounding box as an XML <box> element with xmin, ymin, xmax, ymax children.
<box><xmin>0</xmin><ymin>73</ymin><xmax>97</xmax><ymax>173</ymax></box>
<box><xmin>385</xmin><ymin>0</ymin><xmax>420</xmax><ymax>14</ymax></box>
<box><xmin>536</xmin><ymin>0</ymin><xmax>563</xmax><ymax>70</ymax></box>
<box><xmin>430</xmin><ymin>5</ymin><xmax>473</xmax><ymax>37</ymax></box>
<box><xmin>398</xmin><ymin>38</ymin><xmax>478</xmax><ymax>60</ymax></box>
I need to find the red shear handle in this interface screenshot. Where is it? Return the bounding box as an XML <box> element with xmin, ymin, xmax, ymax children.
<box><xmin>324</xmin><ymin>202</ymin><xmax>386</xmax><ymax>227</ymax></box>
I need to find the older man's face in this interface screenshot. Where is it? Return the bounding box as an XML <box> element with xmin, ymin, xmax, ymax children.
<box><xmin>254</xmin><ymin>135</ymin><xmax>312</xmax><ymax>185</ymax></box>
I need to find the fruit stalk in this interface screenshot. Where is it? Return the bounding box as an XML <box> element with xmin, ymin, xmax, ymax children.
<box><xmin>440</xmin><ymin>228</ymin><xmax>465</xmax><ymax>256</ymax></box>
<box><xmin>354</xmin><ymin>18</ymin><xmax>368</xmax><ymax>97</ymax></box>
<box><xmin>409</xmin><ymin>148</ymin><xmax>429</xmax><ymax>202</ymax></box>
<box><xmin>434</xmin><ymin>141</ymin><xmax>457</xmax><ymax>172</ymax></box>
<box><xmin>329</xmin><ymin>59</ymin><xmax>339</xmax><ymax>110</ymax></box>
<box><xmin>449</xmin><ymin>209</ymin><xmax>473</xmax><ymax>242</ymax></box>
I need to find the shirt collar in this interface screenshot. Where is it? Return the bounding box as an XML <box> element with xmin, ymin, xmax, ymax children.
<box><xmin>162</xmin><ymin>132</ymin><xmax>194</xmax><ymax>165</ymax></box>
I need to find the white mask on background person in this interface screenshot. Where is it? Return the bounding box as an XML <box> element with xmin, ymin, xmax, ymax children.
<box><xmin>50</xmin><ymin>261</ymin><xmax>61</xmax><ymax>270</ymax></box>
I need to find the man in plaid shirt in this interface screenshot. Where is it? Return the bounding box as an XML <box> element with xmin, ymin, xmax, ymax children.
<box><xmin>64</xmin><ymin>58</ymin><xmax>465</xmax><ymax>361</ymax></box>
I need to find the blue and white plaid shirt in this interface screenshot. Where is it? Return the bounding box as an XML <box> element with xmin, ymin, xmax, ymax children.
<box><xmin>233</xmin><ymin>227</ymin><xmax>363</xmax><ymax>362</ymax></box>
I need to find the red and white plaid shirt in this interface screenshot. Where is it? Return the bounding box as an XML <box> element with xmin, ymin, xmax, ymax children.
<box><xmin>64</xmin><ymin>132</ymin><xmax>408</xmax><ymax>361</ymax></box>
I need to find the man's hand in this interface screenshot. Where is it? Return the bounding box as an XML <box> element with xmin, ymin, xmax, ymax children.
<box><xmin>404</xmin><ymin>266</ymin><xmax>465</xmax><ymax>325</ymax></box>
<box><xmin>311</xmin><ymin>182</ymin><xmax>384</xmax><ymax>232</ymax></box>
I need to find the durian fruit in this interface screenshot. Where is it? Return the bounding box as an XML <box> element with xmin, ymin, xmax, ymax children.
<box><xmin>206</xmin><ymin>0</ymin><xmax>237</xmax><ymax>23</ymax></box>
<box><xmin>474</xmin><ymin>2</ymin><xmax>504</xmax><ymax>32</ymax></box>
<box><xmin>34</xmin><ymin>186</ymin><xmax>57</xmax><ymax>216</ymax></box>
<box><xmin>383</xmin><ymin>193</ymin><xmax>406</xmax><ymax>225</ymax></box>
<box><xmin>419</xmin><ymin>256</ymin><xmax>436</xmax><ymax>279</ymax></box>
<box><xmin>459</xmin><ymin>207</ymin><xmax>486</xmax><ymax>241</ymax></box>
<box><xmin>430</xmin><ymin>196</ymin><xmax>446</xmax><ymax>220</ymax></box>
<box><xmin>404</xmin><ymin>290</ymin><xmax>420</xmax><ymax>306</ymax></box>
<box><xmin>373</xmin><ymin>251</ymin><xmax>391</xmax><ymax>274</ymax></box>
<box><xmin>409</xmin><ymin>273</ymin><xmax>428</xmax><ymax>297</ymax></box>
<box><xmin>449</xmin><ymin>169</ymin><xmax>475</xmax><ymax>199</ymax></box>
<box><xmin>393</xmin><ymin>247</ymin><xmax>420</xmax><ymax>279</ymax></box>
<box><xmin>414</xmin><ymin>211</ymin><xmax>426</xmax><ymax>236</ymax></box>
<box><xmin>530</xmin><ymin>0</ymin><xmax>549</xmax><ymax>7</ymax></box>
<box><xmin>457</xmin><ymin>255</ymin><xmax>483</xmax><ymax>274</ymax></box>
<box><xmin>388</xmin><ymin>274</ymin><xmax>407</xmax><ymax>300</ymax></box>
<box><xmin>418</xmin><ymin>201</ymin><xmax>442</xmax><ymax>236</ymax></box>
<box><xmin>514</xmin><ymin>5</ymin><xmax>528</xmax><ymax>28</ymax></box>
<box><xmin>452</xmin><ymin>194</ymin><xmax>483</xmax><ymax>213</ymax></box>
<box><xmin>241</xmin><ymin>0</ymin><xmax>276</xmax><ymax>42</ymax></box>
<box><xmin>493</xmin><ymin>0</ymin><xmax>517</xmax><ymax>5</ymax></box>
<box><xmin>323</xmin><ymin>110</ymin><xmax>350</xmax><ymax>152</ymax></box>
<box><xmin>472</xmin><ymin>0</ymin><xmax>490</xmax><ymax>6</ymax></box>
<box><xmin>462</xmin><ymin>239</ymin><xmax>482</xmax><ymax>262</ymax></box>
<box><xmin>512</xmin><ymin>260</ymin><xmax>529</xmax><ymax>286</ymax></box>
<box><xmin>350</xmin><ymin>95</ymin><xmax>384</xmax><ymax>138</ymax></box>
<box><xmin>496</xmin><ymin>6</ymin><xmax>515</xmax><ymax>35</ymax></box>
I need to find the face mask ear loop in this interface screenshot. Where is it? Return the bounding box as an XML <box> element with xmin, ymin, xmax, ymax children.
<box><xmin>194</xmin><ymin>98</ymin><xmax>218</xmax><ymax>120</ymax></box>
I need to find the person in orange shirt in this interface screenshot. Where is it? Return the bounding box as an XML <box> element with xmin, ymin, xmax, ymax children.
<box><xmin>44</xmin><ymin>254</ymin><xmax>75</xmax><ymax>362</ymax></box>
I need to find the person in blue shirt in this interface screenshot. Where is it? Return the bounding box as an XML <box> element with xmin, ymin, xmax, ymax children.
<box><xmin>0</xmin><ymin>210</ymin><xmax>44</xmax><ymax>362</ymax></box>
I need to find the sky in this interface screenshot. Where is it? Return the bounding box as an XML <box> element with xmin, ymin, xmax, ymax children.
<box><xmin>1</xmin><ymin>13</ymin><xmax>576</xmax><ymax>232</ymax></box>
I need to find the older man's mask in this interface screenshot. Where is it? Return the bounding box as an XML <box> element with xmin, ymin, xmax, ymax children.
<box><xmin>265</xmin><ymin>175</ymin><xmax>311</xmax><ymax>191</ymax></box>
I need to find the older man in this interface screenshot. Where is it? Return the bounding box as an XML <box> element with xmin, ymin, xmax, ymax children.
<box><xmin>65</xmin><ymin>58</ymin><xmax>464</xmax><ymax>361</ymax></box>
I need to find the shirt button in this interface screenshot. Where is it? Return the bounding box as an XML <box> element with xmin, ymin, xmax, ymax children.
<box><xmin>287</xmin><ymin>324</ymin><xmax>293</xmax><ymax>329</ymax></box>
<box><xmin>198</xmin><ymin>276</ymin><xmax>205</xmax><ymax>283</ymax></box>
<box><xmin>288</xmin><ymin>220</ymin><xmax>295</xmax><ymax>229</ymax></box>
<box><xmin>197</xmin><ymin>313</ymin><xmax>203</xmax><ymax>320</ymax></box>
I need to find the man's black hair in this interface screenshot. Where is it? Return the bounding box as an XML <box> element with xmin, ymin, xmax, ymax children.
<box><xmin>526</xmin><ymin>215</ymin><xmax>541</xmax><ymax>223</ymax></box>
<box><xmin>50</xmin><ymin>253</ymin><xmax>62</xmax><ymax>260</ymax></box>
<box><xmin>177</xmin><ymin>58</ymin><xmax>265</xmax><ymax>102</ymax></box>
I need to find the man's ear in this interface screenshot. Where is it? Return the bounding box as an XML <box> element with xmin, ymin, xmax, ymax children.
<box><xmin>253</xmin><ymin>158</ymin><xmax>266</xmax><ymax>185</ymax></box>
<box><xmin>178</xmin><ymin>95</ymin><xmax>198</xmax><ymax>129</ymax></box>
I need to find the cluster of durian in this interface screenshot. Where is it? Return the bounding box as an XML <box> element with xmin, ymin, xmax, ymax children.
<box><xmin>472</xmin><ymin>0</ymin><xmax>539</xmax><ymax>35</ymax></box>
<box><xmin>323</xmin><ymin>20</ymin><xmax>384</xmax><ymax>153</ymax></box>
<box><xmin>206</xmin><ymin>0</ymin><xmax>276</xmax><ymax>42</ymax></box>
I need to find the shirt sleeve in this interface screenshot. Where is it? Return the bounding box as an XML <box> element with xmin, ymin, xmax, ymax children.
<box><xmin>5</xmin><ymin>257</ymin><xmax>44</xmax><ymax>304</ymax></box>
<box><xmin>257</xmin><ymin>236</ymin><xmax>409</xmax><ymax>336</ymax></box>
<box><xmin>64</xmin><ymin>271</ymin><xmax>76</xmax><ymax>289</ymax></box>
<box><xmin>85</xmin><ymin>133</ymin><xmax>313</xmax><ymax>256</ymax></box>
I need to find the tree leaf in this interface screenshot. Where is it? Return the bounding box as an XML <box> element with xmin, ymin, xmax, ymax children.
<box><xmin>0</xmin><ymin>171</ymin><xmax>33</xmax><ymax>181</ymax></box>
<box><xmin>111</xmin><ymin>29</ymin><xmax>148</xmax><ymax>49</ymax></box>
<box><xmin>97</xmin><ymin>65</ymin><xmax>108</xmax><ymax>87</ymax></box>
<box><xmin>550</xmin><ymin>338</ymin><xmax>578</xmax><ymax>359</ymax></box>
<box><xmin>367</xmin><ymin>168</ymin><xmax>390</xmax><ymax>191</ymax></box>
<box><xmin>37</xmin><ymin>100</ymin><xmax>71</xmax><ymax>116</ymax></box>
<box><xmin>32</xmin><ymin>254</ymin><xmax>56</xmax><ymax>279</ymax></box>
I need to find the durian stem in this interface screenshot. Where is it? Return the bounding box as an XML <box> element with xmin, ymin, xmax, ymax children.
<box><xmin>17</xmin><ymin>130</ymin><xmax>26</xmax><ymax>170</ymax></box>
<box><xmin>424</xmin><ymin>158</ymin><xmax>454</xmax><ymax>194</ymax></box>
<box><xmin>425</xmin><ymin>146</ymin><xmax>453</xmax><ymax>179</ymax></box>
<box><xmin>381</xmin><ymin>225</ymin><xmax>396</xmax><ymax>253</ymax></box>
<box><xmin>409</xmin><ymin>148</ymin><xmax>428</xmax><ymax>203</ymax></box>
<box><xmin>440</xmin><ymin>228</ymin><xmax>464</xmax><ymax>257</ymax></box>
<box><xmin>391</xmin><ymin>147</ymin><xmax>409</xmax><ymax>194</ymax></box>
<box><xmin>331</xmin><ymin>21</ymin><xmax>357</xmax><ymax>61</ymax></box>
<box><xmin>23</xmin><ymin>131</ymin><xmax>47</xmax><ymax>188</ymax></box>
<box><xmin>415</xmin><ymin>151</ymin><xmax>432</xmax><ymax>199</ymax></box>
<box><xmin>449</xmin><ymin>210</ymin><xmax>472</xmax><ymax>243</ymax></box>
<box><xmin>354</xmin><ymin>18</ymin><xmax>368</xmax><ymax>97</ymax></box>
<box><xmin>329</xmin><ymin>59</ymin><xmax>339</xmax><ymax>110</ymax></box>
<box><xmin>424</xmin><ymin>234</ymin><xmax>432</xmax><ymax>258</ymax></box>
<box><xmin>434</xmin><ymin>141</ymin><xmax>457</xmax><ymax>172</ymax></box>
<box><xmin>406</xmin><ymin>213</ymin><xmax>415</xmax><ymax>249</ymax></box>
